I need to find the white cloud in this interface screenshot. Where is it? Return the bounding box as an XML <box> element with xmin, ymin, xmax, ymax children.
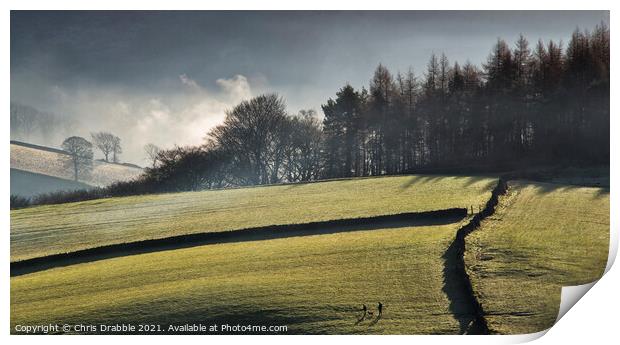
<box><xmin>179</xmin><ymin>73</ymin><xmax>201</xmax><ymax>90</ymax></box>
<box><xmin>41</xmin><ymin>74</ymin><xmax>255</xmax><ymax>166</ymax></box>
<box><xmin>216</xmin><ymin>75</ymin><xmax>252</xmax><ymax>101</ymax></box>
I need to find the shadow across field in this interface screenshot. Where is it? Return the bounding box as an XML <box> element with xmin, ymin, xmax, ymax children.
<box><xmin>441</xmin><ymin>179</ymin><xmax>507</xmax><ymax>335</ymax></box>
<box><xmin>11</xmin><ymin>208</ymin><xmax>467</xmax><ymax>277</ymax></box>
<box><xmin>399</xmin><ymin>175</ymin><xmax>496</xmax><ymax>191</ymax></box>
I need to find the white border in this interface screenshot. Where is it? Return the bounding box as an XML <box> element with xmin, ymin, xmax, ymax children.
<box><xmin>2</xmin><ymin>2</ymin><xmax>617</xmax><ymax>344</ymax></box>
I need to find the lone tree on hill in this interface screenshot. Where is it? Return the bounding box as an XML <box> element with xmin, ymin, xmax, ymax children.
<box><xmin>61</xmin><ymin>136</ymin><xmax>93</xmax><ymax>181</ymax></box>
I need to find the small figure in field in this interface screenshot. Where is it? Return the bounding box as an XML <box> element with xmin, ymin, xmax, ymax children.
<box><xmin>378</xmin><ymin>302</ymin><xmax>383</xmax><ymax>316</ymax></box>
<box><xmin>361</xmin><ymin>304</ymin><xmax>367</xmax><ymax>319</ymax></box>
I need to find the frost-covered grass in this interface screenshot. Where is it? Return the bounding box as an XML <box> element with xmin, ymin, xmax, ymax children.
<box><xmin>11</xmin><ymin>174</ymin><xmax>497</xmax><ymax>261</ymax></box>
<box><xmin>10</xmin><ymin>143</ymin><xmax>143</xmax><ymax>187</ymax></box>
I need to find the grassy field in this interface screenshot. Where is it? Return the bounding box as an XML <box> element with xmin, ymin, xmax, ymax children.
<box><xmin>10</xmin><ymin>143</ymin><xmax>143</xmax><ymax>188</ymax></box>
<box><xmin>465</xmin><ymin>181</ymin><xmax>609</xmax><ymax>334</ymax></box>
<box><xmin>11</xmin><ymin>222</ymin><xmax>468</xmax><ymax>334</ymax></box>
<box><xmin>11</xmin><ymin>175</ymin><xmax>496</xmax><ymax>262</ymax></box>
<box><xmin>11</xmin><ymin>174</ymin><xmax>609</xmax><ymax>335</ymax></box>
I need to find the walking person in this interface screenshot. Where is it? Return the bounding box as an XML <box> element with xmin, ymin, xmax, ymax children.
<box><xmin>361</xmin><ymin>304</ymin><xmax>367</xmax><ymax>319</ymax></box>
<box><xmin>378</xmin><ymin>302</ymin><xmax>383</xmax><ymax>316</ymax></box>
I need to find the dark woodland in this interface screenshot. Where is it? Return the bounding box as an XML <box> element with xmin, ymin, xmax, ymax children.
<box><xmin>17</xmin><ymin>24</ymin><xmax>610</xmax><ymax>206</ymax></box>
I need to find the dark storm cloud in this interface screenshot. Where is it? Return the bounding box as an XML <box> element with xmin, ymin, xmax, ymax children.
<box><xmin>12</xmin><ymin>11</ymin><xmax>609</xmax><ymax>89</ymax></box>
<box><xmin>12</xmin><ymin>11</ymin><xmax>330</xmax><ymax>90</ymax></box>
<box><xmin>10</xmin><ymin>10</ymin><xmax>609</xmax><ymax>163</ymax></box>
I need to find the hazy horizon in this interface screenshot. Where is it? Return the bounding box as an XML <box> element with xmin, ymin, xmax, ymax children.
<box><xmin>11</xmin><ymin>10</ymin><xmax>609</xmax><ymax>165</ymax></box>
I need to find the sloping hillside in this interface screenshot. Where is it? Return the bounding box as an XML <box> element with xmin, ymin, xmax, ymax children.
<box><xmin>465</xmin><ymin>181</ymin><xmax>609</xmax><ymax>334</ymax></box>
<box><xmin>10</xmin><ymin>141</ymin><xmax>143</xmax><ymax>190</ymax></box>
<box><xmin>10</xmin><ymin>174</ymin><xmax>496</xmax><ymax>334</ymax></box>
<box><xmin>10</xmin><ymin>175</ymin><xmax>497</xmax><ymax>262</ymax></box>
<box><xmin>9</xmin><ymin>175</ymin><xmax>609</xmax><ymax>334</ymax></box>
<box><xmin>11</xmin><ymin>222</ymin><xmax>466</xmax><ymax>334</ymax></box>
<box><xmin>10</xmin><ymin>169</ymin><xmax>92</xmax><ymax>198</ymax></box>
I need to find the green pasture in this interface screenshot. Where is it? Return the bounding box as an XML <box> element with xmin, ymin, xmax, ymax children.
<box><xmin>12</xmin><ymin>223</ymin><xmax>467</xmax><ymax>334</ymax></box>
<box><xmin>11</xmin><ymin>175</ymin><xmax>496</xmax><ymax>261</ymax></box>
<box><xmin>465</xmin><ymin>181</ymin><xmax>609</xmax><ymax>334</ymax></box>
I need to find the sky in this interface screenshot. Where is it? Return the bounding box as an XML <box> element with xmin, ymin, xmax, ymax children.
<box><xmin>10</xmin><ymin>10</ymin><xmax>609</xmax><ymax>165</ymax></box>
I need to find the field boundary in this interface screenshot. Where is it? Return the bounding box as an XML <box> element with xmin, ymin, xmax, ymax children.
<box><xmin>10</xmin><ymin>140</ymin><xmax>70</xmax><ymax>155</ymax></box>
<box><xmin>11</xmin><ymin>208</ymin><xmax>467</xmax><ymax>276</ymax></box>
<box><xmin>444</xmin><ymin>178</ymin><xmax>508</xmax><ymax>335</ymax></box>
<box><xmin>10</xmin><ymin>141</ymin><xmax>144</xmax><ymax>171</ymax></box>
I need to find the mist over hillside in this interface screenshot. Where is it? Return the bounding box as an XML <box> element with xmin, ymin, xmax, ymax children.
<box><xmin>11</xmin><ymin>11</ymin><xmax>608</xmax><ymax>166</ymax></box>
<box><xmin>10</xmin><ymin>142</ymin><xmax>143</xmax><ymax>188</ymax></box>
<box><xmin>10</xmin><ymin>74</ymin><xmax>257</xmax><ymax>165</ymax></box>
<box><xmin>10</xmin><ymin>102</ymin><xmax>77</xmax><ymax>148</ymax></box>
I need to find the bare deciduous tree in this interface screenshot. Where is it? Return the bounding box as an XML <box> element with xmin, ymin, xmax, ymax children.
<box><xmin>111</xmin><ymin>136</ymin><xmax>122</xmax><ymax>163</ymax></box>
<box><xmin>283</xmin><ymin>110</ymin><xmax>323</xmax><ymax>181</ymax></box>
<box><xmin>144</xmin><ymin>143</ymin><xmax>161</xmax><ymax>167</ymax></box>
<box><xmin>61</xmin><ymin>136</ymin><xmax>93</xmax><ymax>181</ymax></box>
<box><xmin>91</xmin><ymin>132</ymin><xmax>121</xmax><ymax>162</ymax></box>
<box><xmin>209</xmin><ymin>94</ymin><xmax>289</xmax><ymax>185</ymax></box>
